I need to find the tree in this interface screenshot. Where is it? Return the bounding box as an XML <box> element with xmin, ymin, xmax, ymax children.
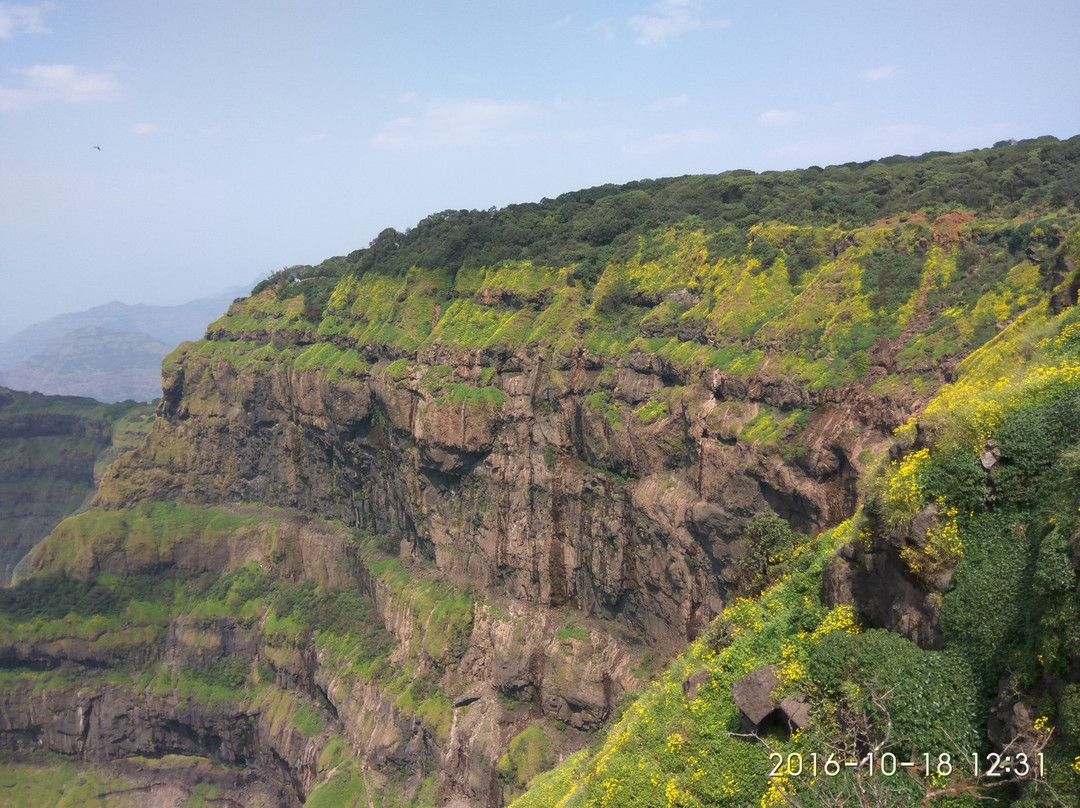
<box><xmin>732</xmin><ymin>512</ymin><xmax>804</xmax><ymax>594</ymax></box>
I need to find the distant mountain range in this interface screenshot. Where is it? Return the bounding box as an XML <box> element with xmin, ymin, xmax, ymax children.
<box><xmin>0</xmin><ymin>285</ymin><xmax>251</xmax><ymax>403</ymax></box>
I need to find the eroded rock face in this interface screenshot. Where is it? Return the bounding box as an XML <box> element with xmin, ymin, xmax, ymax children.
<box><xmin>822</xmin><ymin>473</ymin><xmax>971</xmax><ymax>651</ymax></box>
<box><xmin>68</xmin><ymin>334</ymin><xmax>922</xmax><ymax>806</ymax></box>
<box><xmin>822</xmin><ymin>539</ymin><xmax>946</xmax><ymax>651</ymax></box>
<box><xmin>8</xmin><ymin>512</ymin><xmax>646</xmax><ymax>808</ymax></box>
<box><xmin>0</xmin><ymin>682</ymin><xmax>255</xmax><ymax>764</ymax></box>
<box><xmin>97</xmin><ymin>344</ymin><xmax>912</xmax><ymax>653</ymax></box>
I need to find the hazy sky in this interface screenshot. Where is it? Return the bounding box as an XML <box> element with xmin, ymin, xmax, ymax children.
<box><xmin>2</xmin><ymin>0</ymin><xmax>1079</xmax><ymax>338</ymax></box>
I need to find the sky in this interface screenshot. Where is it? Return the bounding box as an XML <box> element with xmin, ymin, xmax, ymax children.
<box><xmin>2</xmin><ymin>0</ymin><xmax>1079</xmax><ymax>339</ymax></box>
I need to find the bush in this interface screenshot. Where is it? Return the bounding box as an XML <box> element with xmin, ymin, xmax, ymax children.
<box><xmin>992</xmin><ymin>390</ymin><xmax>1080</xmax><ymax>502</ymax></box>
<box><xmin>808</xmin><ymin>630</ymin><xmax>981</xmax><ymax>755</ymax></box>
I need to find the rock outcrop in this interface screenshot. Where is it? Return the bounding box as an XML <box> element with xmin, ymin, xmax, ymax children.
<box><xmin>96</xmin><ymin>340</ymin><xmax>910</xmax><ymax>653</ymax></box>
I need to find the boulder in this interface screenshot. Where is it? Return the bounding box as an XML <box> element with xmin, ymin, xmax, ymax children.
<box><xmin>779</xmin><ymin>695</ymin><xmax>810</xmax><ymax>732</ymax></box>
<box><xmin>731</xmin><ymin>665</ymin><xmax>779</xmax><ymax>733</ymax></box>
<box><xmin>682</xmin><ymin>670</ymin><xmax>710</xmax><ymax>702</ymax></box>
<box><xmin>731</xmin><ymin>667</ymin><xmax>810</xmax><ymax>735</ymax></box>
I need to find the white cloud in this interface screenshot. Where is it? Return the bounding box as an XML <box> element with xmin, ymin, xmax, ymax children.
<box><xmin>0</xmin><ymin>2</ymin><xmax>51</xmax><ymax>39</ymax></box>
<box><xmin>0</xmin><ymin>64</ymin><xmax>121</xmax><ymax>111</ymax></box>
<box><xmin>651</xmin><ymin>93</ymin><xmax>689</xmax><ymax>111</ymax></box>
<box><xmin>628</xmin><ymin>0</ymin><xmax>728</xmax><ymax>46</ymax></box>
<box><xmin>592</xmin><ymin>18</ymin><xmax>616</xmax><ymax>42</ymax></box>
<box><xmin>758</xmin><ymin>108</ymin><xmax>801</xmax><ymax>126</ymax></box>
<box><xmin>621</xmin><ymin>127</ymin><xmax>723</xmax><ymax>155</ymax></box>
<box><xmin>132</xmin><ymin>122</ymin><xmax>160</xmax><ymax>135</ymax></box>
<box><xmin>864</xmin><ymin>64</ymin><xmax>901</xmax><ymax>82</ymax></box>
<box><xmin>372</xmin><ymin>98</ymin><xmax>542</xmax><ymax>149</ymax></box>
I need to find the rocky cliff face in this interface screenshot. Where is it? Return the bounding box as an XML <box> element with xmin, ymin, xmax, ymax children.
<box><xmin>34</xmin><ymin>305</ymin><xmax>916</xmax><ymax>804</ymax></box>
<box><xmin>5</xmin><ymin>505</ymin><xmax>645</xmax><ymax>807</ymax></box>
<box><xmin>7</xmin><ymin>146</ymin><xmax>1077</xmax><ymax>805</ymax></box>
<box><xmin>0</xmin><ymin>388</ymin><xmax>152</xmax><ymax>585</ymax></box>
<box><xmin>96</xmin><ymin>336</ymin><xmax>912</xmax><ymax>652</ymax></box>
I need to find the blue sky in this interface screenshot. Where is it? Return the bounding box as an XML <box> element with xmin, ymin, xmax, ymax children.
<box><xmin>2</xmin><ymin>0</ymin><xmax>1079</xmax><ymax>338</ymax></box>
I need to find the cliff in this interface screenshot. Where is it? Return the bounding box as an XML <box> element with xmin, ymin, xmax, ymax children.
<box><xmin>0</xmin><ymin>388</ymin><xmax>152</xmax><ymax>585</ymax></box>
<box><xmin>2</xmin><ymin>136</ymin><xmax>1079</xmax><ymax>807</ymax></box>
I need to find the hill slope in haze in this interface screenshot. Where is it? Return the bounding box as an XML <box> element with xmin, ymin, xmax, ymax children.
<box><xmin>0</xmin><ymin>285</ymin><xmax>250</xmax><ymax>403</ymax></box>
<box><xmin>0</xmin><ymin>327</ymin><xmax>172</xmax><ymax>403</ymax></box>
<box><xmin>1</xmin><ymin>135</ymin><xmax>1079</xmax><ymax>808</ymax></box>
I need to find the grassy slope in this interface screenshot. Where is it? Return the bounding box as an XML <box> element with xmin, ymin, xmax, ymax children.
<box><xmin>510</xmin><ymin>234</ymin><xmax>1080</xmax><ymax>808</ymax></box>
<box><xmin>206</xmin><ymin>213</ymin><xmax>1069</xmax><ymax>390</ymax></box>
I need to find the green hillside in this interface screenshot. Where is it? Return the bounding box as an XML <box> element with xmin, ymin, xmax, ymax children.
<box><xmin>0</xmin><ymin>388</ymin><xmax>153</xmax><ymax>585</ymax></box>
<box><xmin>1</xmin><ymin>135</ymin><xmax>1079</xmax><ymax>807</ymax></box>
<box><xmin>510</xmin><ymin>288</ymin><xmax>1080</xmax><ymax>806</ymax></box>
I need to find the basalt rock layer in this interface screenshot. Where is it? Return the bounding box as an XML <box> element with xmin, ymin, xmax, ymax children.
<box><xmin>97</xmin><ymin>336</ymin><xmax>906</xmax><ymax>651</ymax></box>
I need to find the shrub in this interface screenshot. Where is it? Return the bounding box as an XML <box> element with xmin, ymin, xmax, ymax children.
<box><xmin>808</xmin><ymin>629</ymin><xmax>981</xmax><ymax>755</ymax></box>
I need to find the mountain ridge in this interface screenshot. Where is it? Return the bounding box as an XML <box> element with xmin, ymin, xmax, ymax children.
<box><xmin>1</xmin><ymin>136</ymin><xmax>1079</xmax><ymax>807</ymax></box>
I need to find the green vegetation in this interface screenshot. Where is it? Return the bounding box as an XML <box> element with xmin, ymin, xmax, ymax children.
<box><xmin>0</xmin><ymin>753</ymin><xmax>138</xmax><ymax>807</ymax></box>
<box><xmin>30</xmin><ymin>501</ymin><xmax>280</xmax><ymax>577</ymax></box>
<box><xmin>180</xmin><ymin>139</ymin><xmax>1079</xmax><ymax>434</ymax></box>
<box><xmin>510</xmin><ymin>269</ymin><xmax>1080</xmax><ymax>807</ymax></box>
<box><xmin>305</xmin><ymin>761</ymin><xmax>371</xmax><ymax>808</ymax></box>
<box><xmin>0</xmin><ymin>388</ymin><xmax>154</xmax><ymax>584</ymax></box>
<box><xmin>731</xmin><ymin>512</ymin><xmax>809</xmax><ymax>595</ymax></box>
<box><xmin>555</xmin><ymin>622</ymin><xmax>590</xmax><ymax>643</ymax></box>
<box><xmin>498</xmin><ymin>723</ymin><xmax>558</xmax><ymax>802</ymax></box>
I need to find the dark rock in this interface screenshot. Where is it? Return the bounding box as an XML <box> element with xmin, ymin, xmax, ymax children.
<box><xmin>682</xmin><ymin>670</ymin><xmax>710</xmax><ymax>702</ymax></box>
<box><xmin>779</xmin><ymin>695</ymin><xmax>810</xmax><ymax>732</ymax></box>
<box><xmin>686</xmin><ymin>502</ymin><xmax>729</xmax><ymax>542</ymax></box>
<box><xmin>980</xmin><ymin>439</ymin><xmax>1002</xmax><ymax>471</ymax></box>
<box><xmin>823</xmin><ymin>544</ymin><xmax>945</xmax><ymax>650</ymax></box>
<box><xmin>730</xmin><ymin>668</ymin><xmax>809</xmax><ymax>736</ymax></box>
<box><xmin>906</xmin><ymin>503</ymin><xmax>939</xmax><ymax>550</ymax></box>
<box><xmin>731</xmin><ymin>665</ymin><xmax>779</xmax><ymax>733</ymax></box>
<box><xmin>822</xmin><ymin>555</ymin><xmax>857</xmax><ymax>609</ymax></box>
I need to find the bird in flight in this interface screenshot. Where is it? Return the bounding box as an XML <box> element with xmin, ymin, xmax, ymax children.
<box><xmin>93</xmin><ymin>145</ymin><xmax>101</xmax><ymax>151</ymax></box>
